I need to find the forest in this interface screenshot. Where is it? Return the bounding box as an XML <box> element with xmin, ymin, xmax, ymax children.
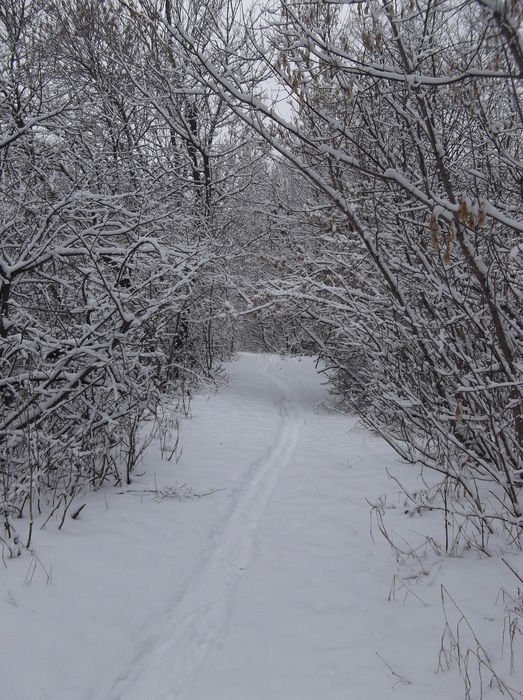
<box><xmin>1</xmin><ymin>0</ymin><xmax>522</xmax><ymax>587</ymax></box>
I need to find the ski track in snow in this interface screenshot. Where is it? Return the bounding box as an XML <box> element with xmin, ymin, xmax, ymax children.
<box><xmin>108</xmin><ymin>357</ymin><xmax>304</xmax><ymax>700</ymax></box>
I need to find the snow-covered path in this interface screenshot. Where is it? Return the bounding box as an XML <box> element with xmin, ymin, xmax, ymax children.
<box><xmin>2</xmin><ymin>354</ymin><xmax>521</xmax><ymax>700</ymax></box>
<box><xmin>110</xmin><ymin>356</ymin><xmax>307</xmax><ymax>699</ymax></box>
<box><xmin>102</xmin><ymin>353</ymin><xmax>435</xmax><ymax>700</ymax></box>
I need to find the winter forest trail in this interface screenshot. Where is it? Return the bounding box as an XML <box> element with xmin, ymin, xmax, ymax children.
<box><xmin>3</xmin><ymin>354</ymin><xmax>519</xmax><ymax>700</ymax></box>
<box><xmin>101</xmin><ymin>354</ymin><xmax>446</xmax><ymax>700</ymax></box>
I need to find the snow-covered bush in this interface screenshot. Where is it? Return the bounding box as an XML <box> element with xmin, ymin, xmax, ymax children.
<box><xmin>0</xmin><ymin>0</ymin><xmax>238</xmax><ymax>547</ymax></box>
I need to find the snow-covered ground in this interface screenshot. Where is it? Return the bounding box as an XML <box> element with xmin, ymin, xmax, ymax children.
<box><xmin>2</xmin><ymin>353</ymin><xmax>522</xmax><ymax>700</ymax></box>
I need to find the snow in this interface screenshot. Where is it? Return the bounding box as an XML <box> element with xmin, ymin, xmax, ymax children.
<box><xmin>1</xmin><ymin>353</ymin><xmax>522</xmax><ymax>700</ymax></box>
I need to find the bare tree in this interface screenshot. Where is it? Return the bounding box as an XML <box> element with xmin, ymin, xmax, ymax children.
<box><xmin>164</xmin><ymin>0</ymin><xmax>522</xmax><ymax>546</ymax></box>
